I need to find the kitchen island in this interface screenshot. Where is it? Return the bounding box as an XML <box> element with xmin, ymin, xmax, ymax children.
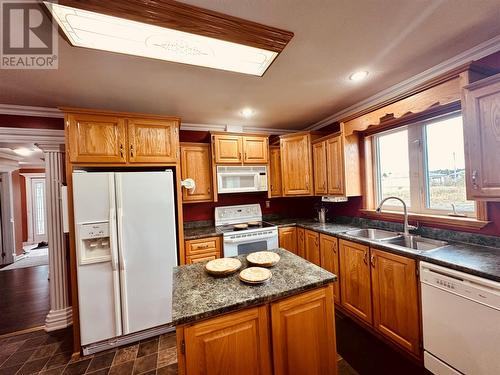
<box><xmin>172</xmin><ymin>248</ymin><xmax>338</xmax><ymax>375</ymax></box>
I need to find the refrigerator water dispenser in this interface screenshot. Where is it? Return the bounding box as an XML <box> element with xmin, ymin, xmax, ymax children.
<box><xmin>78</xmin><ymin>222</ymin><xmax>112</xmax><ymax>265</ymax></box>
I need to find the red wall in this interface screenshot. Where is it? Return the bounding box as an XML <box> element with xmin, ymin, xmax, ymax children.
<box><xmin>0</xmin><ymin>114</ymin><xmax>64</xmax><ymax>129</ymax></box>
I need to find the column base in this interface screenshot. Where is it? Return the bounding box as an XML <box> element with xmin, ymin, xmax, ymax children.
<box><xmin>45</xmin><ymin>307</ymin><xmax>73</xmax><ymax>332</ymax></box>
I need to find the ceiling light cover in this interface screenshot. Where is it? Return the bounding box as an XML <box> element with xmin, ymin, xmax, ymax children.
<box><xmin>14</xmin><ymin>147</ymin><xmax>34</xmax><ymax>156</ymax></box>
<box><xmin>241</xmin><ymin>108</ymin><xmax>255</xmax><ymax>118</ymax></box>
<box><xmin>349</xmin><ymin>71</ymin><xmax>369</xmax><ymax>81</ymax></box>
<box><xmin>44</xmin><ymin>2</ymin><xmax>278</xmax><ymax>76</ymax></box>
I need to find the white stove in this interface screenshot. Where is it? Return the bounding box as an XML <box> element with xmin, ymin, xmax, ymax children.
<box><xmin>215</xmin><ymin>204</ymin><xmax>278</xmax><ymax>257</ymax></box>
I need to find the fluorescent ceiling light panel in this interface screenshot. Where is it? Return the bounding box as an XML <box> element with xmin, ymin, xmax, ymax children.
<box><xmin>44</xmin><ymin>2</ymin><xmax>279</xmax><ymax>76</ymax></box>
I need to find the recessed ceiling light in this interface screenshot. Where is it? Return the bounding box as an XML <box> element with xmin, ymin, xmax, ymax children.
<box><xmin>43</xmin><ymin>2</ymin><xmax>292</xmax><ymax>76</ymax></box>
<box><xmin>241</xmin><ymin>108</ymin><xmax>255</xmax><ymax>118</ymax></box>
<box><xmin>13</xmin><ymin>147</ymin><xmax>34</xmax><ymax>156</ymax></box>
<box><xmin>349</xmin><ymin>71</ymin><xmax>369</xmax><ymax>81</ymax></box>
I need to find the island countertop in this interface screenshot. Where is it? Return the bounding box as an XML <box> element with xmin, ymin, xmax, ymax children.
<box><xmin>171</xmin><ymin>248</ymin><xmax>336</xmax><ymax>326</ymax></box>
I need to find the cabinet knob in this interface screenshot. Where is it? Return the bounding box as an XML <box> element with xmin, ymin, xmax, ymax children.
<box><xmin>363</xmin><ymin>251</ymin><xmax>368</xmax><ymax>265</ymax></box>
<box><xmin>120</xmin><ymin>143</ymin><xmax>124</xmax><ymax>158</ymax></box>
<box><xmin>370</xmin><ymin>254</ymin><xmax>375</xmax><ymax>268</ymax></box>
<box><xmin>471</xmin><ymin>170</ymin><xmax>478</xmax><ymax>189</ymax></box>
<box><xmin>130</xmin><ymin>145</ymin><xmax>134</xmax><ymax>158</ymax></box>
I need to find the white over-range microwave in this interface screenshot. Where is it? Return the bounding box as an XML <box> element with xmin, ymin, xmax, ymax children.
<box><xmin>216</xmin><ymin>165</ymin><xmax>268</xmax><ymax>194</ymax></box>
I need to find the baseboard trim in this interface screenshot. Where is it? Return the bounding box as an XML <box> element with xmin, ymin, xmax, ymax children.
<box><xmin>13</xmin><ymin>253</ymin><xmax>27</xmax><ymax>262</ymax></box>
<box><xmin>45</xmin><ymin>307</ymin><xmax>73</xmax><ymax>332</ymax></box>
<box><xmin>0</xmin><ymin>325</ymin><xmax>45</xmax><ymax>339</ymax></box>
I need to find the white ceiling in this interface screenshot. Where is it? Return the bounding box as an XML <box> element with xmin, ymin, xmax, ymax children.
<box><xmin>0</xmin><ymin>143</ymin><xmax>45</xmax><ymax>167</ymax></box>
<box><xmin>0</xmin><ymin>0</ymin><xmax>499</xmax><ymax>130</ymax></box>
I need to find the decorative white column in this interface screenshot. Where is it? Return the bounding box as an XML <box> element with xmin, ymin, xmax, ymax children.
<box><xmin>36</xmin><ymin>143</ymin><xmax>72</xmax><ymax>331</ymax></box>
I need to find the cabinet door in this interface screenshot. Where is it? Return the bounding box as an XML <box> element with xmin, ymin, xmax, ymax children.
<box><xmin>213</xmin><ymin>134</ymin><xmax>242</xmax><ymax>163</ymax></box>
<box><xmin>185</xmin><ymin>237</ymin><xmax>221</xmax><ymax>257</ymax></box>
<box><xmin>243</xmin><ymin>136</ymin><xmax>268</xmax><ymax>163</ymax></box>
<box><xmin>313</xmin><ymin>141</ymin><xmax>327</xmax><ymax>195</ymax></box>
<box><xmin>271</xmin><ymin>287</ymin><xmax>337</xmax><ymax>375</ymax></box>
<box><xmin>371</xmin><ymin>249</ymin><xmax>420</xmax><ymax>356</ymax></box>
<box><xmin>339</xmin><ymin>240</ymin><xmax>372</xmax><ymax>324</ymax></box>
<box><xmin>128</xmin><ymin>118</ymin><xmax>178</xmax><ymax>163</ymax></box>
<box><xmin>304</xmin><ymin>230</ymin><xmax>320</xmax><ymax>266</ymax></box>
<box><xmin>326</xmin><ymin>135</ymin><xmax>345</xmax><ymax>196</ymax></box>
<box><xmin>320</xmin><ymin>234</ymin><xmax>340</xmax><ymax>304</ymax></box>
<box><xmin>67</xmin><ymin>114</ymin><xmax>127</xmax><ymax>163</ymax></box>
<box><xmin>180</xmin><ymin>143</ymin><xmax>213</xmax><ymax>202</ymax></box>
<box><xmin>186</xmin><ymin>253</ymin><xmax>218</xmax><ymax>264</ymax></box>
<box><xmin>278</xmin><ymin>227</ymin><xmax>297</xmax><ymax>254</ymax></box>
<box><xmin>269</xmin><ymin>146</ymin><xmax>282</xmax><ymax>197</ymax></box>
<box><xmin>280</xmin><ymin>134</ymin><xmax>313</xmax><ymax>196</ymax></box>
<box><xmin>184</xmin><ymin>306</ymin><xmax>272</xmax><ymax>375</ymax></box>
<box><xmin>296</xmin><ymin>227</ymin><xmax>305</xmax><ymax>258</ymax></box>
<box><xmin>463</xmin><ymin>76</ymin><xmax>500</xmax><ymax>200</ymax></box>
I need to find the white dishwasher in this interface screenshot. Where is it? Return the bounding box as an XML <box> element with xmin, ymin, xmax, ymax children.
<box><xmin>420</xmin><ymin>261</ymin><xmax>500</xmax><ymax>375</ymax></box>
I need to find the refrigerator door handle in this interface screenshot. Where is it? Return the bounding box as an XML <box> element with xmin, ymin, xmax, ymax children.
<box><xmin>109</xmin><ymin>174</ymin><xmax>122</xmax><ymax>337</ymax></box>
<box><xmin>116</xmin><ymin>175</ymin><xmax>130</xmax><ymax>335</ymax></box>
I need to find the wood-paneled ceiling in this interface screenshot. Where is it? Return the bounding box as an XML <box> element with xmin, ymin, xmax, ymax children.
<box><xmin>1</xmin><ymin>0</ymin><xmax>499</xmax><ymax>130</ymax></box>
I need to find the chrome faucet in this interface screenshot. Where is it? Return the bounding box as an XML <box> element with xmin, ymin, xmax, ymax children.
<box><xmin>375</xmin><ymin>196</ymin><xmax>416</xmax><ymax>236</ymax></box>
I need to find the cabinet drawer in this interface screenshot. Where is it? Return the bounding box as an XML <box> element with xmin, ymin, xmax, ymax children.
<box><xmin>185</xmin><ymin>237</ymin><xmax>221</xmax><ymax>256</ymax></box>
<box><xmin>186</xmin><ymin>253</ymin><xmax>218</xmax><ymax>264</ymax></box>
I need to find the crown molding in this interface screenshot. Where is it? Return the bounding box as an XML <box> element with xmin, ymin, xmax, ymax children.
<box><xmin>180</xmin><ymin>122</ymin><xmax>296</xmax><ymax>135</ymax></box>
<box><xmin>0</xmin><ymin>127</ymin><xmax>65</xmax><ymax>144</ymax></box>
<box><xmin>0</xmin><ymin>104</ymin><xmax>64</xmax><ymax>118</ymax></box>
<box><xmin>306</xmin><ymin>34</ymin><xmax>500</xmax><ymax>130</ymax></box>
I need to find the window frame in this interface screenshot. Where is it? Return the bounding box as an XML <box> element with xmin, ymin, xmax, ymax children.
<box><xmin>372</xmin><ymin>111</ymin><xmax>478</xmax><ymax>219</ymax></box>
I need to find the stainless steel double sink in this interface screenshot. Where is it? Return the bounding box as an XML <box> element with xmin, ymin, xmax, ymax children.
<box><xmin>345</xmin><ymin>228</ymin><xmax>448</xmax><ymax>252</ymax></box>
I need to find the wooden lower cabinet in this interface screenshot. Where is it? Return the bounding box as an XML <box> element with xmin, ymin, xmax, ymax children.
<box><xmin>271</xmin><ymin>286</ymin><xmax>337</xmax><ymax>375</ymax></box>
<box><xmin>339</xmin><ymin>239</ymin><xmax>372</xmax><ymax>324</ymax></box>
<box><xmin>177</xmin><ymin>286</ymin><xmax>337</xmax><ymax>375</ymax></box>
<box><xmin>278</xmin><ymin>227</ymin><xmax>297</xmax><ymax>254</ymax></box>
<box><xmin>371</xmin><ymin>249</ymin><xmax>421</xmax><ymax>356</ymax></box>
<box><xmin>185</xmin><ymin>237</ymin><xmax>221</xmax><ymax>265</ymax></box>
<box><xmin>319</xmin><ymin>234</ymin><xmax>340</xmax><ymax>304</ymax></box>
<box><xmin>183</xmin><ymin>306</ymin><xmax>272</xmax><ymax>375</ymax></box>
<box><xmin>296</xmin><ymin>227</ymin><xmax>305</xmax><ymax>258</ymax></box>
<box><xmin>304</xmin><ymin>229</ymin><xmax>320</xmax><ymax>266</ymax></box>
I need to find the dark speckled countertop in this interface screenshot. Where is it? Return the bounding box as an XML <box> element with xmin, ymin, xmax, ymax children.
<box><xmin>171</xmin><ymin>248</ymin><xmax>336</xmax><ymax>325</ymax></box>
<box><xmin>183</xmin><ymin>225</ymin><xmax>220</xmax><ymax>240</ymax></box>
<box><xmin>183</xmin><ymin>218</ymin><xmax>500</xmax><ymax>283</ymax></box>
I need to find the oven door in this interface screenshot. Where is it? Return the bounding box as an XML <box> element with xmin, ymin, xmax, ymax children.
<box><xmin>223</xmin><ymin>234</ymin><xmax>278</xmax><ymax>257</ymax></box>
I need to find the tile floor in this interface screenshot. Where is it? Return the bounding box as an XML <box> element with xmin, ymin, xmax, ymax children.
<box><xmin>0</xmin><ymin>329</ymin><xmax>177</xmax><ymax>375</ymax></box>
<box><xmin>0</xmin><ymin>327</ymin><xmax>357</xmax><ymax>375</ymax></box>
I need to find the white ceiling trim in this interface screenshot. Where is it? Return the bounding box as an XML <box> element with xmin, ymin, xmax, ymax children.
<box><xmin>0</xmin><ymin>127</ymin><xmax>65</xmax><ymax>144</ymax></box>
<box><xmin>306</xmin><ymin>34</ymin><xmax>500</xmax><ymax>130</ymax></box>
<box><xmin>0</xmin><ymin>104</ymin><xmax>64</xmax><ymax>118</ymax></box>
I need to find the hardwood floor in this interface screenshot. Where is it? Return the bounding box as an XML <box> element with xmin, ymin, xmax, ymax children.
<box><xmin>0</xmin><ymin>265</ymin><xmax>50</xmax><ymax>335</ymax></box>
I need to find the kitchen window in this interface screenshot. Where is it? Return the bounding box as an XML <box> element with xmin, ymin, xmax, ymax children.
<box><xmin>373</xmin><ymin>112</ymin><xmax>477</xmax><ymax>218</ymax></box>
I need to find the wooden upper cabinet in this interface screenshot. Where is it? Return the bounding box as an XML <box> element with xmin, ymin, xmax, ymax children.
<box><xmin>269</xmin><ymin>146</ymin><xmax>282</xmax><ymax>197</ymax></box>
<box><xmin>278</xmin><ymin>227</ymin><xmax>297</xmax><ymax>254</ymax></box>
<box><xmin>304</xmin><ymin>229</ymin><xmax>320</xmax><ymax>266</ymax></box>
<box><xmin>213</xmin><ymin>134</ymin><xmax>242</xmax><ymax>163</ymax></box>
<box><xmin>320</xmin><ymin>234</ymin><xmax>340</xmax><ymax>304</ymax></box>
<box><xmin>212</xmin><ymin>134</ymin><xmax>269</xmax><ymax>164</ymax></box>
<box><xmin>296</xmin><ymin>227</ymin><xmax>305</xmax><ymax>258</ymax></box>
<box><xmin>180</xmin><ymin>143</ymin><xmax>213</xmax><ymax>203</ymax></box>
<box><xmin>243</xmin><ymin>136</ymin><xmax>268</xmax><ymax>163</ymax></box>
<box><xmin>326</xmin><ymin>135</ymin><xmax>344</xmax><ymax>195</ymax></box>
<box><xmin>313</xmin><ymin>141</ymin><xmax>327</xmax><ymax>195</ymax></box>
<box><xmin>371</xmin><ymin>249</ymin><xmax>420</xmax><ymax>356</ymax></box>
<box><xmin>184</xmin><ymin>306</ymin><xmax>272</xmax><ymax>375</ymax></box>
<box><xmin>128</xmin><ymin>118</ymin><xmax>178</xmax><ymax>163</ymax></box>
<box><xmin>463</xmin><ymin>73</ymin><xmax>500</xmax><ymax>200</ymax></box>
<box><xmin>67</xmin><ymin>114</ymin><xmax>127</xmax><ymax>163</ymax></box>
<box><xmin>339</xmin><ymin>239</ymin><xmax>372</xmax><ymax>324</ymax></box>
<box><xmin>271</xmin><ymin>287</ymin><xmax>337</xmax><ymax>375</ymax></box>
<box><xmin>280</xmin><ymin>133</ymin><xmax>313</xmax><ymax>196</ymax></box>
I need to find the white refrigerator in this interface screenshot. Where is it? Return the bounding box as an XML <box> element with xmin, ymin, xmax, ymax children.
<box><xmin>72</xmin><ymin>171</ymin><xmax>178</xmax><ymax>353</ymax></box>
